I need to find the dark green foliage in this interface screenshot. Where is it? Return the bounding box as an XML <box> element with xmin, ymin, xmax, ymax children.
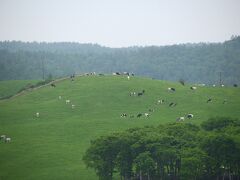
<box><xmin>201</xmin><ymin>117</ymin><xmax>240</xmax><ymax>131</ymax></box>
<box><xmin>1</xmin><ymin>37</ymin><xmax>240</xmax><ymax>84</ymax></box>
<box><xmin>83</xmin><ymin>118</ymin><xmax>240</xmax><ymax>180</ymax></box>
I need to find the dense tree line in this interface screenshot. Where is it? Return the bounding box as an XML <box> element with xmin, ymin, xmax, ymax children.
<box><xmin>83</xmin><ymin>117</ymin><xmax>240</xmax><ymax>180</ymax></box>
<box><xmin>0</xmin><ymin>36</ymin><xmax>240</xmax><ymax>84</ymax></box>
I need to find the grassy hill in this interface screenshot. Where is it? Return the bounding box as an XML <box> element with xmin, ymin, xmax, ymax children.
<box><xmin>0</xmin><ymin>75</ymin><xmax>239</xmax><ymax>180</ymax></box>
<box><xmin>0</xmin><ymin>80</ymin><xmax>40</xmax><ymax>99</ymax></box>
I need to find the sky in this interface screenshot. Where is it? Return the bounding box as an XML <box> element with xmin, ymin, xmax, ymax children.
<box><xmin>0</xmin><ymin>0</ymin><xmax>240</xmax><ymax>47</ymax></box>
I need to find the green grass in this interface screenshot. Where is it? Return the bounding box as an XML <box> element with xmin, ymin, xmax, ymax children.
<box><xmin>0</xmin><ymin>80</ymin><xmax>40</xmax><ymax>99</ymax></box>
<box><xmin>0</xmin><ymin>75</ymin><xmax>240</xmax><ymax>180</ymax></box>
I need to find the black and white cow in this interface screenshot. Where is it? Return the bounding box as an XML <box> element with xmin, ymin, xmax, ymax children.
<box><xmin>186</xmin><ymin>114</ymin><xmax>194</xmax><ymax>119</ymax></box>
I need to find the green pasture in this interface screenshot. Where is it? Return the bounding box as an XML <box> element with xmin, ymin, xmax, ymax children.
<box><xmin>0</xmin><ymin>75</ymin><xmax>239</xmax><ymax>179</ymax></box>
<box><xmin>0</xmin><ymin>80</ymin><xmax>40</xmax><ymax>99</ymax></box>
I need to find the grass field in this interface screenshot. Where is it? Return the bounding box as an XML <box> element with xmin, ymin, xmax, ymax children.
<box><xmin>0</xmin><ymin>80</ymin><xmax>40</xmax><ymax>99</ymax></box>
<box><xmin>0</xmin><ymin>75</ymin><xmax>240</xmax><ymax>180</ymax></box>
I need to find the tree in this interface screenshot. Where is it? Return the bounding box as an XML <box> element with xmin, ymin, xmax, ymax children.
<box><xmin>134</xmin><ymin>151</ymin><xmax>155</xmax><ymax>180</ymax></box>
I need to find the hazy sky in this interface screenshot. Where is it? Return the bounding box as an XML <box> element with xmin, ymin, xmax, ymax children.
<box><xmin>0</xmin><ymin>0</ymin><xmax>240</xmax><ymax>47</ymax></box>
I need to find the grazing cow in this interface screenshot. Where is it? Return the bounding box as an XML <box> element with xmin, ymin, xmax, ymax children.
<box><xmin>51</xmin><ymin>83</ymin><xmax>56</xmax><ymax>87</ymax></box>
<box><xmin>190</xmin><ymin>86</ymin><xmax>197</xmax><ymax>90</ymax></box>
<box><xmin>157</xmin><ymin>99</ymin><xmax>164</xmax><ymax>104</ymax></box>
<box><xmin>36</xmin><ymin>112</ymin><xmax>40</xmax><ymax>118</ymax></box>
<box><xmin>130</xmin><ymin>92</ymin><xmax>136</xmax><ymax>96</ymax></box>
<box><xmin>71</xmin><ymin>104</ymin><xmax>75</xmax><ymax>109</ymax></box>
<box><xmin>59</xmin><ymin>96</ymin><xmax>62</xmax><ymax>100</ymax></box>
<box><xmin>5</xmin><ymin>137</ymin><xmax>11</xmax><ymax>143</ymax></box>
<box><xmin>233</xmin><ymin>84</ymin><xmax>238</xmax><ymax>87</ymax></box>
<box><xmin>0</xmin><ymin>135</ymin><xmax>6</xmax><ymax>141</ymax></box>
<box><xmin>144</xmin><ymin>113</ymin><xmax>149</xmax><ymax>117</ymax></box>
<box><xmin>169</xmin><ymin>102</ymin><xmax>174</xmax><ymax>107</ymax></box>
<box><xmin>169</xmin><ymin>102</ymin><xmax>177</xmax><ymax>107</ymax></box>
<box><xmin>66</xmin><ymin>100</ymin><xmax>70</xmax><ymax>104</ymax></box>
<box><xmin>137</xmin><ymin>113</ymin><xmax>142</xmax><ymax>118</ymax></box>
<box><xmin>176</xmin><ymin>117</ymin><xmax>185</xmax><ymax>121</ymax></box>
<box><xmin>168</xmin><ymin>87</ymin><xmax>176</xmax><ymax>92</ymax></box>
<box><xmin>207</xmin><ymin>98</ymin><xmax>212</xmax><ymax>103</ymax></box>
<box><xmin>187</xmin><ymin>114</ymin><xmax>194</xmax><ymax>119</ymax></box>
<box><xmin>121</xmin><ymin>113</ymin><xmax>127</xmax><ymax>118</ymax></box>
<box><xmin>70</xmin><ymin>74</ymin><xmax>75</xmax><ymax>80</ymax></box>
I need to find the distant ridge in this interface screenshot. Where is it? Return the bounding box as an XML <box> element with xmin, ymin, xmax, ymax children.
<box><xmin>0</xmin><ymin>36</ymin><xmax>240</xmax><ymax>84</ymax></box>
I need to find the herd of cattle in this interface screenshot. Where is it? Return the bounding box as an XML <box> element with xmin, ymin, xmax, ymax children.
<box><xmin>1</xmin><ymin>73</ymin><xmax>238</xmax><ymax>143</ymax></box>
<box><xmin>120</xmin><ymin>87</ymin><xmax>195</xmax><ymax>121</ymax></box>
<box><xmin>120</xmin><ymin>80</ymin><xmax>236</xmax><ymax>121</ymax></box>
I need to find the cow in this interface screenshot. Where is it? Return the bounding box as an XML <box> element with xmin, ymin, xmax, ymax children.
<box><xmin>66</xmin><ymin>100</ymin><xmax>70</xmax><ymax>104</ymax></box>
<box><xmin>176</xmin><ymin>117</ymin><xmax>185</xmax><ymax>121</ymax></box>
<box><xmin>169</xmin><ymin>102</ymin><xmax>177</xmax><ymax>107</ymax></box>
<box><xmin>144</xmin><ymin>113</ymin><xmax>149</xmax><ymax>117</ymax></box>
<box><xmin>0</xmin><ymin>135</ymin><xmax>6</xmax><ymax>141</ymax></box>
<box><xmin>157</xmin><ymin>99</ymin><xmax>164</xmax><ymax>104</ymax></box>
<box><xmin>138</xmin><ymin>90</ymin><xmax>145</xmax><ymax>96</ymax></box>
<box><xmin>190</xmin><ymin>86</ymin><xmax>197</xmax><ymax>90</ymax></box>
<box><xmin>5</xmin><ymin>137</ymin><xmax>11</xmax><ymax>143</ymax></box>
<box><xmin>168</xmin><ymin>87</ymin><xmax>176</xmax><ymax>92</ymax></box>
<box><xmin>130</xmin><ymin>92</ymin><xmax>136</xmax><ymax>96</ymax></box>
<box><xmin>207</xmin><ymin>98</ymin><xmax>212</xmax><ymax>103</ymax></box>
<box><xmin>137</xmin><ymin>113</ymin><xmax>142</xmax><ymax>118</ymax></box>
<box><xmin>121</xmin><ymin>113</ymin><xmax>127</xmax><ymax>118</ymax></box>
<box><xmin>186</xmin><ymin>114</ymin><xmax>194</xmax><ymax>119</ymax></box>
<box><xmin>233</xmin><ymin>84</ymin><xmax>238</xmax><ymax>87</ymax></box>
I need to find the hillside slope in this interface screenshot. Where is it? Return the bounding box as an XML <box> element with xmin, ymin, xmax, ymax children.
<box><xmin>0</xmin><ymin>75</ymin><xmax>239</xmax><ymax>180</ymax></box>
<box><xmin>0</xmin><ymin>80</ymin><xmax>40</xmax><ymax>99</ymax></box>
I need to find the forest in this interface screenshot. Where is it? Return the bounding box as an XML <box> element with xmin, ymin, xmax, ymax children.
<box><xmin>0</xmin><ymin>36</ymin><xmax>240</xmax><ymax>84</ymax></box>
<box><xmin>83</xmin><ymin>117</ymin><xmax>240</xmax><ymax>180</ymax></box>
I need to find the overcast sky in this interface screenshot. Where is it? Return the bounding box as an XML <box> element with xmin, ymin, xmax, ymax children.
<box><xmin>0</xmin><ymin>0</ymin><xmax>240</xmax><ymax>47</ymax></box>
